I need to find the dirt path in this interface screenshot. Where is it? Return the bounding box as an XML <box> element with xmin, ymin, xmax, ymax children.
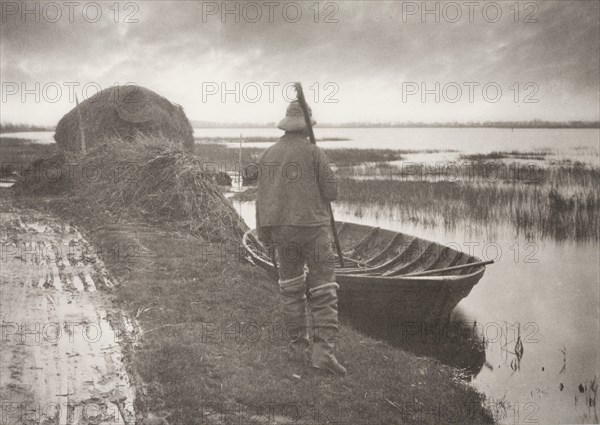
<box><xmin>1</xmin><ymin>200</ymin><xmax>137</xmax><ymax>425</ymax></box>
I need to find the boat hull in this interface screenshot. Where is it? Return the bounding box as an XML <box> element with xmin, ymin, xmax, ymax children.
<box><xmin>243</xmin><ymin>222</ymin><xmax>487</xmax><ymax>324</ymax></box>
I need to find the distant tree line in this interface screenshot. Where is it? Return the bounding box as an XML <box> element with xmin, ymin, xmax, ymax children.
<box><xmin>3</xmin><ymin>120</ymin><xmax>598</xmax><ymax>133</ymax></box>
<box><xmin>0</xmin><ymin>123</ymin><xmax>55</xmax><ymax>133</ymax></box>
<box><xmin>192</xmin><ymin>120</ymin><xmax>600</xmax><ymax>129</ymax></box>
<box><xmin>324</xmin><ymin>120</ymin><xmax>600</xmax><ymax>129</ymax></box>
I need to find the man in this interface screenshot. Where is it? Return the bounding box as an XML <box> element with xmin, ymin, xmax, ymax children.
<box><xmin>256</xmin><ymin>100</ymin><xmax>346</xmax><ymax>376</ymax></box>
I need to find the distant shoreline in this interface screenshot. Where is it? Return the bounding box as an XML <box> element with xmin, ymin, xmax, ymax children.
<box><xmin>1</xmin><ymin>121</ymin><xmax>599</xmax><ymax>134</ymax></box>
<box><xmin>191</xmin><ymin>121</ymin><xmax>600</xmax><ymax>129</ymax></box>
<box><xmin>192</xmin><ymin>124</ymin><xmax>600</xmax><ymax>129</ymax></box>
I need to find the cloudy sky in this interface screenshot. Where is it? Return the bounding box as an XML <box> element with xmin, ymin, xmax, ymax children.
<box><xmin>1</xmin><ymin>0</ymin><xmax>599</xmax><ymax>125</ymax></box>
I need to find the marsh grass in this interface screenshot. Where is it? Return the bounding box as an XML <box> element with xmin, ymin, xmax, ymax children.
<box><xmin>338</xmin><ymin>178</ymin><xmax>599</xmax><ymax>241</ymax></box>
<box><xmin>0</xmin><ymin>123</ymin><xmax>54</xmax><ymax>133</ymax></box>
<box><xmin>1</xmin><ymin>138</ymin><xmax>58</xmax><ymax>178</ymax></box>
<box><xmin>460</xmin><ymin>150</ymin><xmax>552</xmax><ymax>161</ymax></box>
<box><xmin>195</xmin><ymin>136</ymin><xmax>350</xmax><ymax>143</ymax></box>
<box><xmin>5</xmin><ymin>138</ymin><xmax>597</xmax><ymax>241</ymax></box>
<box><xmin>208</xmin><ymin>138</ymin><xmax>599</xmax><ymax>241</ymax></box>
<box><xmin>193</xmin><ymin>143</ymin><xmax>406</xmax><ymax>168</ymax></box>
<box><xmin>344</xmin><ymin>159</ymin><xmax>600</xmax><ymax>187</ymax></box>
<box><xmin>194</xmin><ymin>143</ymin><xmax>263</xmax><ymax>165</ymax></box>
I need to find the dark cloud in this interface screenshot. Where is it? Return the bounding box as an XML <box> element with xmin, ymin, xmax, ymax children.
<box><xmin>1</xmin><ymin>0</ymin><xmax>598</xmax><ymax>123</ymax></box>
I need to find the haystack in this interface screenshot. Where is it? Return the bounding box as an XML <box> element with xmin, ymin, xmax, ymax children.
<box><xmin>15</xmin><ymin>136</ymin><xmax>248</xmax><ymax>241</ymax></box>
<box><xmin>77</xmin><ymin>137</ymin><xmax>247</xmax><ymax>240</ymax></box>
<box><xmin>54</xmin><ymin>85</ymin><xmax>194</xmax><ymax>152</ymax></box>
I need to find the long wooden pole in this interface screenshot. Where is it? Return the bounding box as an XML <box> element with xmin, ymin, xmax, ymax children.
<box><xmin>239</xmin><ymin>133</ymin><xmax>243</xmax><ymax>191</ymax></box>
<box><xmin>294</xmin><ymin>83</ymin><xmax>345</xmax><ymax>267</ymax></box>
<box><xmin>75</xmin><ymin>95</ymin><xmax>86</xmax><ymax>154</ymax></box>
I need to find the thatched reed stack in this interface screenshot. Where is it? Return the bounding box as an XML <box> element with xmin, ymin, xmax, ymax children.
<box><xmin>16</xmin><ymin>136</ymin><xmax>247</xmax><ymax>241</ymax></box>
<box><xmin>54</xmin><ymin>85</ymin><xmax>194</xmax><ymax>152</ymax></box>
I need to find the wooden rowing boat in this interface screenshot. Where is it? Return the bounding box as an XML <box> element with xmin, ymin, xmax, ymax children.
<box><xmin>243</xmin><ymin>222</ymin><xmax>491</xmax><ymax>324</ymax></box>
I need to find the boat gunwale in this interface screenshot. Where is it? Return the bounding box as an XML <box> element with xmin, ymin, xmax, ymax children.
<box><xmin>242</xmin><ymin>227</ymin><xmax>488</xmax><ymax>282</ymax></box>
<box><xmin>335</xmin><ymin>267</ymin><xmax>486</xmax><ymax>282</ymax></box>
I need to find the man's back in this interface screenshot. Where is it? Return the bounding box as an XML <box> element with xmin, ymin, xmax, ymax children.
<box><xmin>256</xmin><ymin>132</ymin><xmax>337</xmax><ymax>228</ymax></box>
<box><xmin>256</xmin><ymin>100</ymin><xmax>347</xmax><ymax>376</ymax></box>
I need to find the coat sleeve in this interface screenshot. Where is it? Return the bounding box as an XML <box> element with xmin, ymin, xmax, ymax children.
<box><xmin>314</xmin><ymin>147</ymin><xmax>338</xmax><ymax>201</ymax></box>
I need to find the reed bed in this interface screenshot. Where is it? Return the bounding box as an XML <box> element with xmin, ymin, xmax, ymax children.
<box><xmin>0</xmin><ymin>123</ymin><xmax>54</xmax><ymax>133</ymax></box>
<box><xmin>338</xmin><ymin>179</ymin><xmax>600</xmax><ymax>241</ymax></box>
<box><xmin>1</xmin><ymin>138</ymin><xmax>57</xmax><ymax>177</ymax></box>
<box><xmin>341</xmin><ymin>158</ymin><xmax>600</xmax><ymax>188</ymax></box>
<box><xmin>194</xmin><ymin>136</ymin><xmax>349</xmax><ymax>143</ymax></box>
<box><xmin>8</xmin><ymin>136</ymin><xmax>598</xmax><ymax>241</ymax></box>
<box><xmin>193</xmin><ymin>143</ymin><xmax>407</xmax><ymax>169</ymax></box>
<box><xmin>460</xmin><ymin>150</ymin><xmax>552</xmax><ymax>161</ymax></box>
<box><xmin>194</xmin><ymin>143</ymin><xmax>263</xmax><ymax>164</ymax></box>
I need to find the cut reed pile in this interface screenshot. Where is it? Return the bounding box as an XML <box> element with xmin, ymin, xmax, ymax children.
<box><xmin>54</xmin><ymin>85</ymin><xmax>194</xmax><ymax>152</ymax></box>
<box><xmin>15</xmin><ymin>136</ymin><xmax>247</xmax><ymax>241</ymax></box>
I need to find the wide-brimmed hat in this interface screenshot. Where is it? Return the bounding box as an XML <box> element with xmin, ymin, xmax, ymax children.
<box><xmin>277</xmin><ymin>100</ymin><xmax>316</xmax><ymax>131</ymax></box>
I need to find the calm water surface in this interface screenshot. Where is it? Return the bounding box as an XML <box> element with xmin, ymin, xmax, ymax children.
<box><xmin>2</xmin><ymin>127</ymin><xmax>599</xmax><ymax>165</ymax></box>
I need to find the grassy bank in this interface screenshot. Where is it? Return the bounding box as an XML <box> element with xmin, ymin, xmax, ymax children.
<box><xmin>9</xmin><ymin>194</ymin><xmax>495</xmax><ymax>424</ymax></box>
<box><xmin>7</xmin><ymin>138</ymin><xmax>495</xmax><ymax>424</ymax></box>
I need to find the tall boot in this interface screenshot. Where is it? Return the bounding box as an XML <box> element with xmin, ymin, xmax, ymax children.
<box><xmin>279</xmin><ymin>274</ymin><xmax>310</xmax><ymax>364</ymax></box>
<box><xmin>308</xmin><ymin>282</ymin><xmax>347</xmax><ymax>376</ymax></box>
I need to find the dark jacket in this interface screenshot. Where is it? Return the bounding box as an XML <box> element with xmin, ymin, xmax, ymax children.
<box><xmin>256</xmin><ymin>133</ymin><xmax>338</xmax><ymax>241</ymax></box>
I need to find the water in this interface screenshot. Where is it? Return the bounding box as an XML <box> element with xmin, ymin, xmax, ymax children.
<box><xmin>3</xmin><ymin>127</ymin><xmax>599</xmax><ymax>165</ymax></box>
<box><xmin>233</xmin><ymin>198</ymin><xmax>599</xmax><ymax>424</ymax></box>
<box><xmin>0</xmin><ymin>131</ymin><xmax>56</xmax><ymax>144</ymax></box>
<box><xmin>337</xmin><ymin>204</ymin><xmax>599</xmax><ymax>425</ymax></box>
<box><xmin>194</xmin><ymin>127</ymin><xmax>600</xmax><ymax>166</ymax></box>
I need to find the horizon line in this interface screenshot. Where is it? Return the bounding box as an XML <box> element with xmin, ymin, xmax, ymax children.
<box><xmin>1</xmin><ymin>119</ymin><xmax>599</xmax><ymax>132</ymax></box>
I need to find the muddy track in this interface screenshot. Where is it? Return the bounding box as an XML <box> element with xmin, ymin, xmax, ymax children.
<box><xmin>1</xmin><ymin>200</ymin><xmax>137</xmax><ymax>425</ymax></box>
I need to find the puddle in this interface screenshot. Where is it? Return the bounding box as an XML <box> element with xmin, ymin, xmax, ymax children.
<box><xmin>0</xmin><ymin>212</ymin><xmax>137</xmax><ymax>424</ymax></box>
